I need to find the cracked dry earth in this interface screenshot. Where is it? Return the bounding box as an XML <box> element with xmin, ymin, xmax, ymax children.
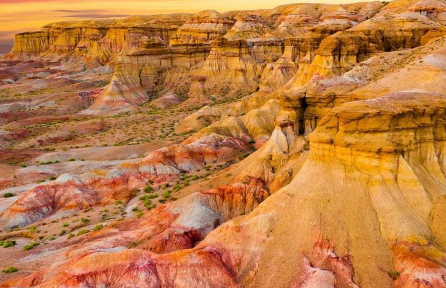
<box><xmin>0</xmin><ymin>0</ymin><xmax>445</xmax><ymax>287</ymax></box>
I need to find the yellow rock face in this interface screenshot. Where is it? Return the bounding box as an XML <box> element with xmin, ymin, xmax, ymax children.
<box><xmin>290</xmin><ymin>12</ymin><xmax>444</xmax><ymax>87</ymax></box>
<box><xmin>169</xmin><ymin>10</ymin><xmax>235</xmax><ymax>45</ymax></box>
<box><xmin>10</xmin><ymin>31</ymin><xmax>50</xmax><ymax>58</ymax></box>
<box><xmin>7</xmin><ymin>17</ymin><xmax>188</xmax><ymax>64</ymax></box>
<box><xmin>196</xmin><ymin>92</ymin><xmax>445</xmax><ymax>288</ymax></box>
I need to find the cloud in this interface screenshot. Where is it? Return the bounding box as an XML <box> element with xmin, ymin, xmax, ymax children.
<box><xmin>62</xmin><ymin>13</ymin><xmax>130</xmax><ymax>18</ymax></box>
<box><xmin>2</xmin><ymin>0</ymin><xmax>81</xmax><ymax>3</ymax></box>
<box><xmin>54</xmin><ymin>9</ymin><xmax>102</xmax><ymax>13</ymax></box>
<box><xmin>53</xmin><ymin>9</ymin><xmax>130</xmax><ymax>19</ymax></box>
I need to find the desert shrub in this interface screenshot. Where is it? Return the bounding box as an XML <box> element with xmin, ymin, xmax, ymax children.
<box><xmin>76</xmin><ymin>229</ymin><xmax>90</xmax><ymax>236</ymax></box>
<box><xmin>23</xmin><ymin>242</ymin><xmax>40</xmax><ymax>251</ymax></box>
<box><xmin>1</xmin><ymin>240</ymin><xmax>16</xmax><ymax>248</ymax></box>
<box><xmin>93</xmin><ymin>224</ymin><xmax>104</xmax><ymax>231</ymax></box>
<box><xmin>80</xmin><ymin>218</ymin><xmax>90</xmax><ymax>224</ymax></box>
<box><xmin>388</xmin><ymin>271</ymin><xmax>400</xmax><ymax>280</ymax></box>
<box><xmin>2</xmin><ymin>267</ymin><xmax>18</xmax><ymax>274</ymax></box>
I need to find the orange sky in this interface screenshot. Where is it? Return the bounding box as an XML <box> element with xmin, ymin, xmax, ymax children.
<box><xmin>0</xmin><ymin>0</ymin><xmax>370</xmax><ymax>53</ymax></box>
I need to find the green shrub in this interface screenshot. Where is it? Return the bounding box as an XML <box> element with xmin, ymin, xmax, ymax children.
<box><xmin>3</xmin><ymin>193</ymin><xmax>14</xmax><ymax>198</ymax></box>
<box><xmin>76</xmin><ymin>229</ymin><xmax>90</xmax><ymax>236</ymax></box>
<box><xmin>23</xmin><ymin>242</ymin><xmax>40</xmax><ymax>251</ymax></box>
<box><xmin>93</xmin><ymin>224</ymin><xmax>104</xmax><ymax>231</ymax></box>
<box><xmin>144</xmin><ymin>185</ymin><xmax>154</xmax><ymax>193</ymax></box>
<box><xmin>2</xmin><ymin>267</ymin><xmax>18</xmax><ymax>274</ymax></box>
<box><xmin>80</xmin><ymin>218</ymin><xmax>90</xmax><ymax>224</ymax></box>
<box><xmin>1</xmin><ymin>240</ymin><xmax>16</xmax><ymax>248</ymax></box>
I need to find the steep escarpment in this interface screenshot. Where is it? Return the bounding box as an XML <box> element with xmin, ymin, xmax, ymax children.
<box><xmin>90</xmin><ymin>2</ymin><xmax>385</xmax><ymax>112</ymax></box>
<box><xmin>6</xmin><ymin>15</ymin><xmax>190</xmax><ymax>64</ymax></box>
<box><xmin>276</xmin><ymin>35</ymin><xmax>446</xmax><ymax>139</ymax></box>
<box><xmin>291</xmin><ymin>12</ymin><xmax>444</xmax><ymax>86</ymax></box>
<box><xmin>85</xmin><ymin>44</ymin><xmax>210</xmax><ymax>112</ymax></box>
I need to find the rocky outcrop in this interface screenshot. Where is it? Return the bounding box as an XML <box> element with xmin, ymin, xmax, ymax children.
<box><xmin>84</xmin><ymin>44</ymin><xmax>210</xmax><ymax>112</ymax></box>
<box><xmin>9</xmin><ymin>31</ymin><xmax>50</xmax><ymax>59</ymax></box>
<box><xmin>293</xmin><ymin>14</ymin><xmax>443</xmax><ymax>86</ymax></box>
<box><xmin>223</xmin><ymin>13</ymin><xmax>271</xmax><ymax>41</ymax></box>
<box><xmin>190</xmin><ymin>37</ymin><xmax>284</xmax><ymax>99</ymax></box>
<box><xmin>169</xmin><ymin>10</ymin><xmax>235</xmax><ymax>45</ymax></box>
<box><xmin>275</xmin><ymin>35</ymin><xmax>446</xmax><ymax>138</ymax></box>
<box><xmin>226</xmin><ymin>92</ymin><xmax>446</xmax><ymax>288</ymax></box>
<box><xmin>5</xmin><ymin>16</ymin><xmax>190</xmax><ymax>64</ymax></box>
<box><xmin>86</xmin><ymin>2</ymin><xmax>384</xmax><ymax>112</ymax></box>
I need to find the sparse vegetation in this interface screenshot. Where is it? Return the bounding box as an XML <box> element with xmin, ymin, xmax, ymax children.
<box><xmin>76</xmin><ymin>229</ymin><xmax>90</xmax><ymax>236</ymax></box>
<box><xmin>23</xmin><ymin>242</ymin><xmax>40</xmax><ymax>251</ymax></box>
<box><xmin>93</xmin><ymin>224</ymin><xmax>104</xmax><ymax>231</ymax></box>
<box><xmin>2</xmin><ymin>267</ymin><xmax>18</xmax><ymax>274</ymax></box>
<box><xmin>0</xmin><ymin>240</ymin><xmax>17</xmax><ymax>248</ymax></box>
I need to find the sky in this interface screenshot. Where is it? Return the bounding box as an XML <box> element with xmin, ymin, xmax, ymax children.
<box><xmin>0</xmin><ymin>0</ymin><xmax>368</xmax><ymax>53</ymax></box>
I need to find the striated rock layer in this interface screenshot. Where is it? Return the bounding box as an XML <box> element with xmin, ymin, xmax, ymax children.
<box><xmin>3</xmin><ymin>92</ymin><xmax>445</xmax><ymax>288</ymax></box>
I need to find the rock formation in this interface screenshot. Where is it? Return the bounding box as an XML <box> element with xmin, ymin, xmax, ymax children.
<box><xmin>1</xmin><ymin>0</ymin><xmax>445</xmax><ymax>287</ymax></box>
